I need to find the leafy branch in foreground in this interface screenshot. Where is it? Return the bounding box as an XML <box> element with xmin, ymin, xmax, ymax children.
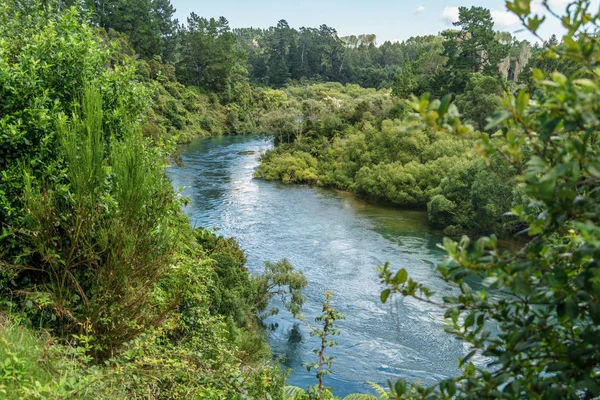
<box><xmin>379</xmin><ymin>0</ymin><xmax>600</xmax><ymax>398</ymax></box>
<box><xmin>284</xmin><ymin>383</ymin><xmax>389</xmax><ymax>400</ymax></box>
<box><xmin>300</xmin><ymin>291</ymin><xmax>346</xmax><ymax>400</ymax></box>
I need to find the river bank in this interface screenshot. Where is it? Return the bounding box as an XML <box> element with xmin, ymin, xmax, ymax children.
<box><xmin>168</xmin><ymin>134</ymin><xmax>466</xmax><ymax>397</ymax></box>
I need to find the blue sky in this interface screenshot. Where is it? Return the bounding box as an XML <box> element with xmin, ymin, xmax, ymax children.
<box><xmin>170</xmin><ymin>0</ymin><xmax>586</xmax><ymax>43</ymax></box>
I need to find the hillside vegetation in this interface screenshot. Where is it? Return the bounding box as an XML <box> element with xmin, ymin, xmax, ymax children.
<box><xmin>0</xmin><ymin>3</ymin><xmax>304</xmax><ymax>398</ymax></box>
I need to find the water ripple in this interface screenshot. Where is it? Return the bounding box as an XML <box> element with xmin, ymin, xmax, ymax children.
<box><xmin>167</xmin><ymin>134</ymin><xmax>464</xmax><ymax>397</ymax></box>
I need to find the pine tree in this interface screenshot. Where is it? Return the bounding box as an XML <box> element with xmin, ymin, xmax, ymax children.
<box><xmin>392</xmin><ymin>60</ymin><xmax>417</xmax><ymax>98</ymax></box>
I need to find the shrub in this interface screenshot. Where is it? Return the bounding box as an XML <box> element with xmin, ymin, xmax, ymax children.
<box><xmin>2</xmin><ymin>90</ymin><xmax>181</xmax><ymax>354</ymax></box>
<box><xmin>380</xmin><ymin>2</ymin><xmax>600</xmax><ymax>396</ymax></box>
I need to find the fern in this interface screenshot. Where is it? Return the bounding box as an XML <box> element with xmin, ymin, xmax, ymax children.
<box><xmin>367</xmin><ymin>381</ymin><xmax>390</xmax><ymax>399</ymax></box>
<box><xmin>284</xmin><ymin>385</ymin><xmax>306</xmax><ymax>399</ymax></box>
<box><xmin>342</xmin><ymin>394</ymin><xmax>379</xmax><ymax>400</ymax></box>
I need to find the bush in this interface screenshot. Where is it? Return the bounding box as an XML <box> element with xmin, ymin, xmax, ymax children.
<box><xmin>380</xmin><ymin>4</ymin><xmax>600</xmax><ymax>396</ymax></box>
<box><xmin>0</xmin><ymin>6</ymin><xmax>148</xmax><ymax>250</ymax></box>
<box><xmin>255</xmin><ymin>151</ymin><xmax>319</xmax><ymax>183</ymax></box>
<box><xmin>0</xmin><ymin>3</ymin><xmax>294</xmax><ymax>399</ymax></box>
<box><xmin>3</xmin><ymin>90</ymin><xmax>181</xmax><ymax>353</ymax></box>
<box><xmin>257</xmin><ymin>111</ymin><xmax>520</xmax><ymax>236</ymax></box>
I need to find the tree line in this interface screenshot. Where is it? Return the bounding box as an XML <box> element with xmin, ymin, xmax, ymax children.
<box><xmin>60</xmin><ymin>0</ymin><xmax>562</xmax><ymax>97</ymax></box>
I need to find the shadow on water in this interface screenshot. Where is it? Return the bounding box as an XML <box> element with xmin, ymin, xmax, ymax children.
<box><xmin>167</xmin><ymin>134</ymin><xmax>467</xmax><ymax>397</ymax></box>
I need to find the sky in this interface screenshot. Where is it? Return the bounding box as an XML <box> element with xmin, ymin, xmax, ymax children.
<box><xmin>170</xmin><ymin>0</ymin><xmax>594</xmax><ymax>43</ymax></box>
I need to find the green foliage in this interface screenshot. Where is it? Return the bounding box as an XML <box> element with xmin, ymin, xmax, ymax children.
<box><xmin>391</xmin><ymin>60</ymin><xmax>417</xmax><ymax>99</ymax></box>
<box><xmin>194</xmin><ymin>228</ymin><xmax>307</xmax><ymax>364</ymax></box>
<box><xmin>366</xmin><ymin>382</ymin><xmax>390</xmax><ymax>399</ymax></box>
<box><xmin>1</xmin><ymin>296</ymin><xmax>287</xmax><ymax>399</ymax></box>
<box><xmin>195</xmin><ymin>228</ymin><xmax>256</xmax><ymax>326</ymax></box>
<box><xmin>256</xmin><ymin>151</ymin><xmax>320</xmax><ymax>184</ymax></box>
<box><xmin>196</xmin><ymin>228</ymin><xmax>307</xmax><ymax>318</ymax></box>
<box><xmin>258</xmin><ymin>111</ymin><xmax>522</xmax><ymax>236</ymax></box>
<box><xmin>0</xmin><ymin>4</ymin><xmax>289</xmax><ymax>398</ymax></box>
<box><xmin>252</xmin><ymin>44</ymin><xmax>528</xmax><ymax>236</ymax></box>
<box><xmin>342</xmin><ymin>395</ymin><xmax>378</xmax><ymax>400</ymax></box>
<box><xmin>7</xmin><ymin>0</ymin><xmax>599</xmax><ymax>398</ymax></box>
<box><xmin>259</xmin><ymin>259</ymin><xmax>308</xmax><ymax>317</ymax></box>
<box><xmin>283</xmin><ymin>383</ymin><xmax>388</xmax><ymax>400</ymax></box>
<box><xmin>85</xmin><ymin>0</ymin><xmax>177</xmax><ymax>60</ymax></box>
<box><xmin>454</xmin><ymin>73</ymin><xmax>504</xmax><ymax>131</ymax></box>
<box><xmin>379</xmin><ymin>1</ymin><xmax>600</xmax><ymax>398</ymax></box>
<box><xmin>101</xmin><ymin>27</ymin><xmax>255</xmax><ymax>143</ymax></box>
<box><xmin>285</xmin><ymin>385</ymin><xmax>309</xmax><ymax>399</ymax></box>
<box><xmin>0</xmin><ymin>4</ymin><xmax>148</xmax><ymax>248</ymax></box>
<box><xmin>517</xmin><ymin>34</ymin><xmax>580</xmax><ymax>89</ymax></box>
<box><xmin>5</xmin><ymin>89</ymin><xmax>179</xmax><ymax>352</ymax></box>
<box><xmin>177</xmin><ymin>14</ymin><xmax>246</xmax><ymax>93</ymax></box>
<box><xmin>0</xmin><ymin>314</ymin><xmax>54</xmax><ymax>399</ymax></box>
<box><xmin>439</xmin><ymin>6</ymin><xmax>510</xmax><ymax>95</ymax></box>
<box><xmin>234</xmin><ymin>21</ymin><xmax>517</xmax><ymax>92</ymax></box>
<box><xmin>300</xmin><ymin>291</ymin><xmax>345</xmax><ymax>399</ymax></box>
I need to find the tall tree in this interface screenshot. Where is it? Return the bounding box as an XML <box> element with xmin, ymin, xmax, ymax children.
<box><xmin>317</xmin><ymin>24</ymin><xmax>345</xmax><ymax>80</ymax></box>
<box><xmin>177</xmin><ymin>14</ymin><xmax>244</xmax><ymax>92</ymax></box>
<box><xmin>441</xmin><ymin>7</ymin><xmax>509</xmax><ymax>94</ymax></box>
<box><xmin>290</xmin><ymin>27</ymin><xmax>317</xmax><ymax>79</ymax></box>
<box><xmin>392</xmin><ymin>60</ymin><xmax>417</xmax><ymax>98</ymax></box>
<box><xmin>86</xmin><ymin>0</ymin><xmax>177</xmax><ymax>60</ymax></box>
<box><xmin>265</xmin><ymin>20</ymin><xmax>293</xmax><ymax>86</ymax></box>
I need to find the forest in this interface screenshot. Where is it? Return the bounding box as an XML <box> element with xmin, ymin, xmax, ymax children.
<box><xmin>1</xmin><ymin>0</ymin><xmax>599</xmax><ymax>399</ymax></box>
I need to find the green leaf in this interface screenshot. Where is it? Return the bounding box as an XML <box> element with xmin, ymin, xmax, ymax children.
<box><xmin>515</xmin><ymin>90</ymin><xmax>529</xmax><ymax>115</ymax></box>
<box><xmin>532</xmin><ymin>68</ymin><xmax>544</xmax><ymax>81</ymax></box>
<box><xmin>538</xmin><ymin>176</ymin><xmax>556</xmax><ymax>197</ymax></box>
<box><xmin>464</xmin><ymin>312</ymin><xmax>476</xmax><ymax>329</ymax></box>
<box><xmin>587</xmin><ymin>161</ymin><xmax>600</xmax><ymax>177</ymax></box>
<box><xmin>393</xmin><ymin>268</ymin><xmax>408</xmax><ymax>285</ymax></box>
<box><xmin>527</xmin><ymin>15</ymin><xmax>545</xmax><ymax>33</ymax></box>
<box><xmin>460</xmin><ymin>282</ymin><xmax>471</xmax><ymax>295</ymax></box>
<box><xmin>393</xmin><ymin>379</ymin><xmax>406</xmax><ymax>395</ymax></box>
<box><xmin>565</xmin><ymin>298</ymin><xmax>578</xmax><ymax>320</ymax></box>
<box><xmin>516</xmin><ymin>0</ymin><xmax>531</xmax><ymax>13</ymax></box>
<box><xmin>563</xmin><ymin>36</ymin><xmax>579</xmax><ymax>52</ymax></box>
<box><xmin>477</xmin><ymin>314</ymin><xmax>484</xmax><ymax>326</ymax></box>
<box><xmin>485</xmin><ymin>110</ymin><xmax>511</xmax><ymax>130</ymax></box>
<box><xmin>575</xmin><ymin>379</ymin><xmax>600</xmax><ymax>396</ymax></box>
<box><xmin>380</xmin><ymin>289</ymin><xmax>391</xmax><ymax>304</ymax></box>
<box><xmin>284</xmin><ymin>386</ymin><xmax>306</xmax><ymax>399</ymax></box>
<box><xmin>439</xmin><ymin>94</ymin><xmax>452</xmax><ymax>116</ymax></box>
<box><xmin>540</xmin><ymin>118</ymin><xmax>561</xmax><ymax>140</ymax></box>
<box><xmin>450</xmin><ymin>307</ymin><xmax>459</xmax><ymax>324</ymax></box>
<box><xmin>460</xmin><ymin>350</ymin><xmax>477</xmax><ymax>367</ymax></box>
<box><xmin>482</xmin><ymin>276</ymin><xmax>498</xmax><ymax>287</ymax></box>
<box><xmin>573</xmin><ymin>78</ymin><xmax>596</xmax><ymax>89</ymax></box>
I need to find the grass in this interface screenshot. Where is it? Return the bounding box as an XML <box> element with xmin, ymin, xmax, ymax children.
<box><xmin>0</xmin><ymin>313</ymin><xmax>55</xmax><ymax>398</ymax></box>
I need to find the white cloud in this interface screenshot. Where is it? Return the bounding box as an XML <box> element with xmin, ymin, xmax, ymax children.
<box><xmin>441</xmin><ymin>6</ymin><xmax>460</xmax><ymax>24</ymax></box>
<box><xmin>547</xmin><ymin>0</ymin><xmax>571</xmax><ymax>8</ymax></box>
<box><xmin>532</xmin><ymin>0</ymin><xmax>570</xmax><ymax>13</ymax></box>
<box><xmin>491</xmin><ymin>10</ymin><xmax>521</xmax><ymax>28</ymax></box>
<box><xmin>416</xmin><ymin>5</ymin><xmax>426</xmax><ymax>14</ymax></box>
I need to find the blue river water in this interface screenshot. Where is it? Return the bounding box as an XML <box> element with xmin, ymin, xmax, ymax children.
<box><xmin>167</xmin><ymin>134</ymin><xmax>467</xmax><ymax>397</ymax></box>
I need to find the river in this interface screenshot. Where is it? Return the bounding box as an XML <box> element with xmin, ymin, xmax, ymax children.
<box><xmin>167</xmin><ymin>134</ymin><xmax>467</xmax><ymax>397</ymax></box>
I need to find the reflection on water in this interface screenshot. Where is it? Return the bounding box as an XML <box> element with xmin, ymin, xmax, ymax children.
<box><xmin>167</xmin><ymin>134</ymin><xmax>466</xmax><ymax>397</ymax></box>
